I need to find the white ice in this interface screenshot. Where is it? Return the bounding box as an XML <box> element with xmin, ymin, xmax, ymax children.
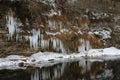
<box><xmin>78</xmin><ymin>39</ymin><xmax>91</xmax><ymax>52</ymax></box>
<box><xmin>29</xmin><ymin>29</ymin><xmax>40</xmax><ymax>49</ymax></box>
<box><xmin>6</xmin><ymin>15</ymin><xmax>17</xmax><ymax>39</ymax></box>
<box><xmin>0</xmin><ymin>47</ymin><xmax>120</xmax><ymax>70</ymax></box>
<box><xmin>6</xmin><ymin>13</ymin><xmax>22</xmax><ymax>40</ymax></box>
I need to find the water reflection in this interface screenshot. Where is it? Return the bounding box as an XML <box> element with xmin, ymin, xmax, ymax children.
<box><xmin>31</xmin><ymin>63</ymin><xmax>66</xmax><ymax>80</ymax></box>
<box><xmin>28</xmin><ymin>60</ymin><xmax>114</xmax><ymax>80</ymax></box>
<box><xmin>0</xmin><ymin>59</ymin><xmax>120</xmax><ymax>80</ymax></box>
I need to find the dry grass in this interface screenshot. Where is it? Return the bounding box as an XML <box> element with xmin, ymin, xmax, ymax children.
<box><xmin>7</xmin><ymin>8</ymin><xmax>15</xmax><ymax>17</ymax></box>
<box><xmin>70</xmin><ymin>41</ymin><xmax>82</xmax><ymax>48</ymax></box>
<box><xmin>43</xmin><ymin>34</ymin><xmax>52</xmax><ymax>40</ymax></box>
<box><xmin>56</xmin><ymin>33</ymin><xmax>66</xmax><ymax>41</ymax></box>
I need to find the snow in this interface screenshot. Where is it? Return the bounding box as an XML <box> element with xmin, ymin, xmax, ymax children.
<box><xmin>49</xmin><ymin>9</ymin><xmax>57</xmax><ymax>17</ymax></box>
<box><xmin>94</xmin><ymin>30</ymin><xmax>111</xmax><ymax>39</ymax></box>
<box><xmin>0</xmin><ymin>47</ymin><xmax>120</xmax><ymax>70</ymax></box>
<box><xmin>46</xmin><ymin>31</ymin><xmax>60</xmax><ymax>35</ymax></box>
<box><xmin>87</xmin><ymin>47</ymin><xmax>120</xmax><ymax>57</ymax></box>
<box><xmin>40</xmin><ymin>0</ymin><xmax>56</xmax><ymax>7</ymax></box>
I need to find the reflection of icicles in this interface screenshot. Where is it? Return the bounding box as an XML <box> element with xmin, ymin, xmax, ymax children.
<box><xmin>78</xmin><ymin>39</ymin><xmax>91</xmax><ymax>52</ymax></box>
<box><xmin>29</xmin><ymin>29</ymin><xmax>40</xmax><ymax>49</ymax></box>
<box><xmin>79</xmin><ymin>60</ymin><xmax>92</xmax><ymax>74</ymax></box>
<box><xmin>37</xmin><ymin>63</ymin><xmax>66</xmax><ymax>80</ymax></box>
<box><xmin>31</xmin><ymin>69</ymin><xmax>39</xmax><ymax>80</ymax></box>
<box><xmin>53</xmin><ymin>63</ymin><xmax>66</xmax><ymax>79</ymax></box>
<box><xmin>6</xmin><ymin>15</ymin><xmax>16</xmax><ymax>39</ymax></box>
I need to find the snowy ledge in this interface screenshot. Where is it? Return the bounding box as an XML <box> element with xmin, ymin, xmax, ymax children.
<box><xmin>0</xmin><ymin>47</ymin><xmax>120</xmax><ymax>70</ymax></box>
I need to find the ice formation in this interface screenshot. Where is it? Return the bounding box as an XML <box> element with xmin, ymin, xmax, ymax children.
<box><xmin>6</xmin><ymin>9</ymin><xmax>22</xmax><ymax>40</ymax></box>
<box><xmin>6</xmin><ymin>14</ymin><xmax>92</xmax><ymax>53</ymax></box>
<box><xmin>51</xmin><ymin>38</ymin><xmax>66</xmax><ymax>53</ymax></box>
<box><xmin>78</xmin><ymin>39</ymin><xmax>91</xmax><ymax>52</ymax></box>
<box><xmin>40</xmin><ymin>35</ymin><xmax>50</xmax><ymax>49</ymax></box>
<box><xmin>29</xmin><ymin>29</ymin><xmax>40</xmax><ymax>49</ymax></box>
<box><xmin>5</xmin><ymin>2</ymin><xmax>94</xmax><ymax>53</ymax></box>
<box><xmin>6</xmin><ymin>15</ymin><xmax>17</xmax><ymax>39</ymax></box>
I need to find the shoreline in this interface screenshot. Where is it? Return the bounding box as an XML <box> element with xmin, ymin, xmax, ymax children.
<box><xmin>0</xmin><ymin>47</ymin><xmax>120</xmax><ymax>70</ymax></box>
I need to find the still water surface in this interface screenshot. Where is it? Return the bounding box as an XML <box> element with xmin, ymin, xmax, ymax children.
<box><xmin>0</xmin><ymin>58</ymin><xmax>120</xmax><ymax>80</ymax></box>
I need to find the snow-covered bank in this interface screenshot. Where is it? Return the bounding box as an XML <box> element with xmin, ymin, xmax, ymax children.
<box><xmin>0</xmin><ymin>47</ymin><xmax>120</xmax><ymax>70</ymax></box>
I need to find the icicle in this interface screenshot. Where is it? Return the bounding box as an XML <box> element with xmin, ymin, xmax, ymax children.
<box><xmin>15</xmin><ymin>28</ymin><xmax>21</xmax><ymax>41</ymax></box>
<box><xmin>50</xmin><ymin>38</ymin><xmax>66</xmax><ymax>53</ymax></box>
<box><xmin>6</xmin><ymin>10</ymin><xmax>22</xmax><ymax>41</ymax></box>
<box><xmin>58</xmin><ymin>10</ymin><xmax>62</xmax><ymax>16</ymax></box>
<box><xmin>52</xmin><ymin>38</ymin><xmax>57</xmax><ymax>49</ymax></box>
<box><xmin>6</xmin><ymin>15</ymin><xmax>16</xmax><ymax>39</ymax></box>
<box><xmin>41</xmin><ymin>40</ymin><xmax>45</xmax><ymax>49</ymax></box>
<box><xmin>56</xmin><ymin>39</ymin><xmax>60</xmax><ymax>51</ymax></box>
<box><xmin>86</xmin><ymin>40</ymin><xmax>91</xmax><ymax>51</ymax></box>
<box><xmin>78</xmin><ymin>39</ymin><xmax>92</xmax><ymax>52</ymax></box>
<box><xmin>60</xmin><ymin>40</ymin><xmax>66</xmax><ymax>53</ymax></box>
<box><xmin>42</xmin><ymin>40</ymin><xmax>49</xmax><ymax>49</ymax></box>
<box><xmin>40</xmin><ymin>35</ymin><xmax>45</xmax><ymax>49</ymax></box>
<box><xmin>59</xmin><ymin>21</ymin><xmax>63</xmax><ymax>29</ymax></box>
<box><xmin>29</xmin><ymin>29</ymin><xmax>40</xmax><ymax>49</ymax></box>
<box><xmin>40</xmin><ymin>35</ymin><xmax>50</xmax><ymax>49</ymax></box>
<box><xmin>78</xmin><ymin>39</ymin><xmax>86</xmax><ymax>52</ymax></box>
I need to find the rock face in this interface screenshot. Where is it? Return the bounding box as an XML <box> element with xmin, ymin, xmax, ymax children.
<box><xmin>0</xmin><ymin>0</ymin><xmax>120</xmax><ymax>57</ymax></box>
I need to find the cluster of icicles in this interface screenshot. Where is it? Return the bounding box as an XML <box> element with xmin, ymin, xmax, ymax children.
<box><xmin>6</xmin><ymin>14</ymin><xmax>91</xmax><ymax>53</ymax></box>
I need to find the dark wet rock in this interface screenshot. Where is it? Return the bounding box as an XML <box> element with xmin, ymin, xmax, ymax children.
<box><xmin>18</xmin><ymin>62</ymin><xmax>24</xmax><ymax>67</ymax></box>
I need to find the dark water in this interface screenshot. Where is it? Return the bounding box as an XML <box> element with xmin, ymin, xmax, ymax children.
<box><xmin>0</xmin><ymin>59</ymin><xmax>120</xmax><ymax>80</ymax></box>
